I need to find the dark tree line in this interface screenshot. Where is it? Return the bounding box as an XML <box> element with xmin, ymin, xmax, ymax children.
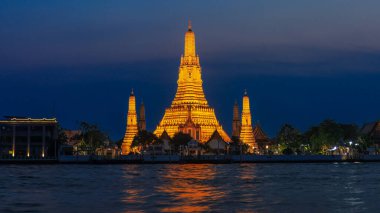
<box><xmin>275</xmin><ymin>119</ymin><xmax>370</xmax><ymax>154</ymax></box>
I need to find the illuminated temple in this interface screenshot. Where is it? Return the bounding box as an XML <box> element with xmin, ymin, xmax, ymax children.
<box><xmin>122</xmin><ymin>89</ymin><xmax>138</xmax><ymax>154</ymax></box>
<box><xmin>239</xmin><ymin>90</ymin><xmax>257</xmax><ymax>150</ymax></box>
<box><xmin>154</xmin><ymin>22</ymin><xmax>231</xmax><ymax>142</ymax></box>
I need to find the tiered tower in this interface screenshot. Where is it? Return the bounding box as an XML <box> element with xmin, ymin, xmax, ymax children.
<box><xmin>138</xmin><ymin>102</ymin><xmax>146</xmax><ymax>131</ymax></box>
<box><xmin>232</xmin><ymin>100</ymin><xmax>241</xmax><ymax>137</ymax></box>
<box><xmin>239</xmin><ymin>90</ymin><xmax>257</xmax><ymax>150</ymax></box>
<box><xmin>154</xmin><ymin>22</ymin><xmax>230</xmax><ymax>142</ymax></box>
<box><xmin>122</xmin><ymin>89</ymin><xmax>139</xmax><ymax>154</ymax></box>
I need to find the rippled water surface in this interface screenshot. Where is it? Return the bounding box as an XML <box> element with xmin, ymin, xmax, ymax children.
<box><xmin>1</xmin><ymin>163</ymin><xmax>380</xmax><ymax>212</ymax></box>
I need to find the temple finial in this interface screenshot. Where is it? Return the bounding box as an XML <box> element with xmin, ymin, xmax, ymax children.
<box><xmin>188</xmin><ymin>20</ymin><xmax>192</xmax><ymax>31</ymax></box>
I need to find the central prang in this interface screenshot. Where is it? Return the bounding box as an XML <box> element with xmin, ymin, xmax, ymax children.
<box><xmin>154</xmin><ymin>23</ymin><xmax>231</xmax><ymax>143</ymax></box>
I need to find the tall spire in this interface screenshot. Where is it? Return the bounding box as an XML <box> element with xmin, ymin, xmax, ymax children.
<box><xmin>184</xmin><ymin>21</ymin><xmax>196</xmax><ymax>57</ymax></box>
<box><xmin>154</xmin><ymin>22</ymin><xmax>231</xmax><ymax>143</ymax></box>
<box><xmin>122</xmin><ymin>89</ymin><xmax>138</xmax><ymax>154</ymax></box>
<box><xmin>174</xmin><ymin>21</ymin><xmax>204</xmax><ymax>105</ymax></box>
<box><xmin>138</xmin><ymin>101</ymin><xmax>146</xmax><ymax>131</ymax></box>
<box><xmin>240</xmin><ymin>90</ymin><xmax>257</xmax><ymax>151</ymax></box>
<box><xmin>242</xmin><ymin>90</ymin><xmax>251</xmax><ymax>115</ymax></box>
<box><xmin>232</xmin><ymin>100</ymin><xmax>241</xmax><ymax>137</ymax></box>
<box><xmin>188</xmin><ymin>20</ymin><xmax>192</xmax><ymax>31</ymax></box>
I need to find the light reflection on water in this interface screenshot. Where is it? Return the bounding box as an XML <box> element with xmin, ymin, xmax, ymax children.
<box><xmin>1</xmin><ymin>163</ymin><xmax>380</xmax><ymax>212</ymax></box>
<box><xmin>156</xmin><ymin>164</ymin><xmax>224</xmax><ymax>212</ymax></box>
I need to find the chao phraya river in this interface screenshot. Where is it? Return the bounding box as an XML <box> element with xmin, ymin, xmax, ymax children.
<box><xmin>1</xmin><ymin>163</ymin><xmax>379</xmax><ymax>212</ymax></box>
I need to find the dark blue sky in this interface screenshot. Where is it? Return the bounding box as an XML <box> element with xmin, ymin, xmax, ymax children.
<box><xmin>1</xmin><ymin>1</ymin><xmax>380</xmax><ymax>139</ymax></box>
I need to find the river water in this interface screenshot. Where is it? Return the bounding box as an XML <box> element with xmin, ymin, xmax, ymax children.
<box><xmin>1</xmin><ymin>163</ymin><xmax>379</xmax><ymax>212</ymax></box>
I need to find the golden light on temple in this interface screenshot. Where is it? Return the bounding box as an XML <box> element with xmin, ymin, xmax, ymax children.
<box><xmin>154</xmin><ymin>22</ymin><xmax>230</xmax><ymax>142</ymax></box>
<box><xmin>239</xmin><ymin>90</ymin><xmax>257</xmax><ymax>151</ymax></box>
<box><xmin>122</xmin><ymin>89</ymin><xmax>139</xmax><ymax>154</ymax></box>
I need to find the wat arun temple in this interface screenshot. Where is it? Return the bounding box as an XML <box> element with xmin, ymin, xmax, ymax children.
<box><xmin>122</xmin><ymin>23</ymin><xmax>270</xmax><ymax>154</ymax></box>
<box><xmin>154</xmin><ymin>23</ymin><xmax>231</xmax><ymax>143</ymax></box>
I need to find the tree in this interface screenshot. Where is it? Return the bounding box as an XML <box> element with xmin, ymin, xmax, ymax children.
<box><xmin>56</xmin><ymin>124</ymin><xmax>68</xmax><ymax>146</ymax></box>
<box><xmin>131</xmin><ymin>130</ymin><xmax>160</xmax><ymax>151</ymax></box>
<box><xmin>115</xmin><ymin>138</ymin><xmax>123</xmax><ymax>149</ymax></box>
<box><xmin>282</xmin><ymin>147</ymin><xmax>294</xmax><ymax>155</ymax></box>
<box><xmin>78</xmin><ymin>121</ymin><xmax>109</xmax><ymax>154</ymax></box>
<box><xmin>341</xmin><ymin>124</ymin><xmax>359</xmax><ymax>141</ymax></box>
<box><xmin>229</xmin><ymin>136</ymin><xmax>250</xmax><ymax>154</ymax></box>
<box><xmin>172</xmin><ymin>132</ymin><xmax>192</xmax><ymax>152</ymax></box>
<box><xmin>276</xmin><ymin>124</ymin><xmax>303</xmax><ymax>151</ymax></box>
<box><xmin>303</xmin><ymin>119</ymin><xmax>355</xmax><ymax>154</ymax></box>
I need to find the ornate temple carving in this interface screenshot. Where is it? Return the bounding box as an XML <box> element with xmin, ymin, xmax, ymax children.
<box><xmin>239</xmin><ymin>90</ymin><xmax>257</xmax><ymax>151</ymax></box>
<box><xmin>122</xmin><ymin>89</ymin><xmax>138</xmax><ymax>154</ymax></box>
<box><xmin>154</xmin><ymin>22</ymin><xmax>230</xmax><ymax>142</ymax></box>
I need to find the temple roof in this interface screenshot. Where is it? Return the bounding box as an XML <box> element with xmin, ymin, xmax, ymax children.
<box><xmin>361</xmin><ymin>121</ymin><xmax>380</xmax><ymax>138</ymax></box>
<box><xmin>159</xmin><ymin>130</ymin><xmax>171</xmax><ymax>141</ymax></box>
<box><xmin>0</xmin><ymin>117</ymin><xmax>57</xmax><ymax>124</ymax></box>
<box><xmin>253</xmin><ymin>124</ymin><xmax>268</xmax><ymax>140</ymax></box>
<box><xmin>154</xmin><ymin>22</ymin><xmax>231</xmax><ymax>143</ymax></box>
<box><xmin>207</xmin><ymin>130</ymin><xmax>225</xmax><ymax>143</ymax></box>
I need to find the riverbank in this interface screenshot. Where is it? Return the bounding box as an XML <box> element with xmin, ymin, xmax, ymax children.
<box><xmin>2</xmin><ymin>154</ymin><xmax>380</xmax><ymax>164</ymax></box>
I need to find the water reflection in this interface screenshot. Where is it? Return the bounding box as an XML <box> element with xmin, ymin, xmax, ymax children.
<box><xmin>157</xmin><ymin>164</ymin><xmax>225</xmax><ymax>212</ymax></box>
<box><xmin>234</xmin><ymin>164</ymin><xmax>263</xmax><ymax>212</ymax></box>
<box><xmin>121</xmin><ymin>165</ymin><xmax>149</xmax><ymax>211</ymax></box>
<box><xmin>1</xmin><ymin>164</ymin><xmax>378</xmax><ymax>212</ymax></box>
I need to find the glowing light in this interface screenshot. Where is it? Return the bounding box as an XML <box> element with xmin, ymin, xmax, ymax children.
<box><xmin>154</xmin><ymin>23</ymin><xmax>230</xmax><ymax>142</ymax></box>
<box><xmin>239</xmin><ymin>91</ymin><xmax>257</xmax><ymax>150</ymax></box>
<box><xmin>122</xmin><ymin>90</ymin><xmax>139</xmax><ymax>154</ymax></box>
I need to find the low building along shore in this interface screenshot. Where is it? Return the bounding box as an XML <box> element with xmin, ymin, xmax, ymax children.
<box><xmin>0</xmin><ymin>116</ymin><xmax>58</xmax><ymax>159</ymax></box>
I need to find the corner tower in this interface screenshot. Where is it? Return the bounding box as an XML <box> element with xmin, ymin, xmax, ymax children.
<box><xmin>154</xmin><ymin>22</ymin><xmax>230</xmax><ymax>142</ymax></box>
<box><xmin>122</xmin><ymin>89</ymin><xmax>139</xmax><ymax>154</ymax></box>
<box><xmin>232</xmin><ymin>100</ymin><xmax>241</xmax><ymax>137</ymax></box>
<box><xmin>239</xmin><ymin>90</ymin><xmax>257</xmax><ymax>151</ymax></box>
<box><xmin>138</xmin><ymin>101</ymin><xmax>146</xmax><ymax>131</ymax></box>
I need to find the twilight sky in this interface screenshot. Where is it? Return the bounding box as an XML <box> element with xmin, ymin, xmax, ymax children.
<box><xmin>1</xmin><ymin>0</ymin><xmax>380</xmax><ymax>140</ymax></box>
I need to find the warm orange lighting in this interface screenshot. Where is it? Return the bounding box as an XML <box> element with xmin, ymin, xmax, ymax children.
<box><xmin>122</xmin><ymin>89</ymin><xmax>139</xmax><ymax>154</ymax></box>
<box><xmin>239</xmin><ymin>90</ymin><xmax>257</xmax><ymax>151</ymax></box>
<box><xmin>154</xmin><ymin>22</ymin><xmax>230</xmax><ymax>142</ymax></box>
<box><xmin>157</xmin><ymin>164</ymin><xmax>224</xmax><ymax>212</ymax></box>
